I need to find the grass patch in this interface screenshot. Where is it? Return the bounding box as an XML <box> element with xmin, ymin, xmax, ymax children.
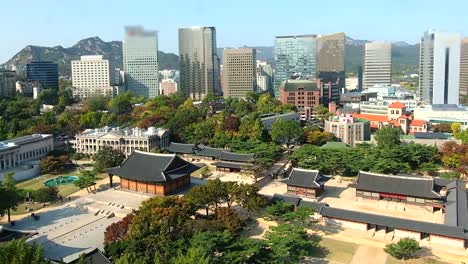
<box><xmin>191</xmin><ymin>165</ymin><xmax>214</xmax><ymax>178</ymax></box>
<box><xmin>11</xmin><ymin>169</ymin><xmax>108</xmax><ymax>215</ymax></box>
<box><xmin>386</xmin><ymin>256</ymin><xmax>450</xmax><ymax>264</ymax></box>
<box><xmin>319</xmin><ymin>237</ymin><xmax>358</xmax><ymax>263</ymax></box>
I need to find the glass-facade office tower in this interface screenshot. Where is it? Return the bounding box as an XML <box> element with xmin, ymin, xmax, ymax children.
<box><xmin>273</xmin><ymin>35</ymin><xmax>317</xmax><ymax>97</ymax></box>
<box><xmin>26</xmin><ymin>61</ymin><xmax>58</xmax><ymax>89</ymax></box>
<box><xmin>123</xmin><ymin>26</ymin><xmax>159</xmax><ymax>98</ymax></box>
<box><xmin>363</xmin><ymin>42</ymin><xmax>392</xmax><ymax>89</ymax></box>
<box><xmin>222</xmin><ymin>48</ymin><xmax>256</xmax><ymax>98</ymax></box>
<box><xmin>179</xmin><ymin>27</ymin><xmax>220</xmax><ymax>100</ymax></box>
<box><xmin>317</xmin><ymin>32</ymin><xmax>346</xmax><ymax>104</ymax></box>
<box><xmin>459</xmin><ymin>38</ymin><xmax>468</xmax><ymax>104</ymax></box>
<box><xmin>419</xmin><ymin>30</ymin><xmax>461</xmax><ymax>105</ymax></box>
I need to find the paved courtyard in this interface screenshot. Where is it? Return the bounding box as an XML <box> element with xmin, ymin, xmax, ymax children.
<box><xmin>10</xmin><ymin>188</ymin><xmax>151</xmax><ymax>262</ymax></box>
<box><xmin>259</xmin><ymin>177</ymin><xmax>445</xmax><ymax>224</ymax></box>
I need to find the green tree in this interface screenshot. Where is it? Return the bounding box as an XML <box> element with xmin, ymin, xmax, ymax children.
<box><xmin>39</xmin><ymin>155</ymin><xmax>74</xmax><ymax>174</ymax></box>
<box><xmin>76</xmin><ymin>254</ymin><xmax>92</xmax><ymax>264</ymax></box>
<box><xmin>172</xmin><ymin>248</ymin><xmax>211</xmax><ymax>264</ymax></box>
<box><xmin>265</xmin><ymin>223</ymin><xmax>318</xmax><ymax>263</ymax></box>
<box><xmin>315</xmin><ymin>105</ymin><xmax>333</xmax><ymax>120</ymax></box>
<box><xmin>108</xmin><ymin>91</ymin><xmax>133</xmax><ymax>114</ymax></box>
<box><xmin>0</xmin><ymin>173</ymin><xmax>19</xmax><ymax>222</ymax></box>
<box><xmin>33</xmin><ymin>186</ymin><xmax>59</xmax><ymax>203</ymax></box>
<box><xmin>375</xmin><ymin>125</ymin><xmax>401</xmax><ymax>148</ymax></box>
<box><xmin>232</xmin><ymin>183</ymin><xmax>266</xmax><ymax>217</ymax></box>
<box><xmin>0</xmin><ymin>238</ymin><xmax>48</xmax><ymax>264</ymax></box>
<box><xmin>185</xmin><ymin>185</ymin><xmax>212</xmax><ymax>216</ymax></box>
<box><xmin>306</xmin><ymin>130</ymin><xmax>337</xmax><ymax>146</ymax></box>
<box><xmin>270</xmin><ymin>119</ymin><xmax>303</xmax><ymax>147</ymax></box>
<box><xmin>214</xmin><ymin>207</ymin><xmax>244</xmax><ymax>234</ymax></box>
<box><xmin>384</xmin><ymin>237</ymin><xmax>420</xmax><ymax>260</ymax></box>
<box><xmin>79</xmin><ymin>111</ymin><xmax>102</xmax><ymax>128</ymax></box>
<box><xmin>74</xmin><ymin>170</ymin><xmax>97</xmax><ymax>193</ymax></box>
<box><xmin>94</xmin><ymin>146</ymin><xmax>125</xmax><ymax>187</ymax></box>
<box><xmin>83</xmin><ymin>95</ymin><xmax>109</xmax><ymax>112</ymax></box>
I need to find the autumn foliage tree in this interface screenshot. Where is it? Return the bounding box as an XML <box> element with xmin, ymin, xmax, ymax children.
<box><xmin>40</xmin><ymin>155</ymin><xmax>74</xmax><ymax>174</ymax></box>
<box><xmin>439</xmin><ymin>141</ymin><xmax>468</xmax><ymax>176</ymax></box>
<box><xmin>104</xmin><ymin>214</ymin><xmax>134</xmax><ymax>244</ymax></box>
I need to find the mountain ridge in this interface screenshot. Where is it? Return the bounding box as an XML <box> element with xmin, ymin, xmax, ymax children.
<box><xmin>2</xmin><ymin>36</ymin><xmax>419</xmax><ymax>77</ymax></box>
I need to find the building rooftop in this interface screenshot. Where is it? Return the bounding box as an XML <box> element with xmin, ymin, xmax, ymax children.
<box><xmin>445</xmin><ymin>180</ymin><xmax>468</xmax><ymax>229</ymax></box>
<box><xmin>260</xmin><ymin>112</ymin><xmax>300</xmax><ymax>127</ymax></box>
<box><xmin>319</xmin><ymin>205</ymin><xmax>468</xmax><ymax>240</ymax></box>
<box><xmin>78</xmin><ymin>126</ymin><xmax>167</xmax><ymax>138</ymax></box>
<box><xmin>0</xmin><ymin>134</ymin><xmax>52</xmax><ymax>152</ymax></box>
<box><xmin>352</xmin><ymin>113</ymin><xmax>388</xmax><ymax>122</ymax></box>
<box><xmin>355</xmin><ymin>171</ymin><xmax>442</xmax><ymax>199</ymax></box>
<box><xmin>107</xmin><ymin>151</ymin><xmax>199</xmax><ymax>183</ymax></box>
<box><xmin>281</xmin><ymin>80</ymin><xmax>319</xmax><ymax>91</ymax></box>
<box><xmin>282</xmin><ymin>168</ymin><xmax>331</xmax><ymax>189</ymax></box>
<box><xmin>388</xmin><ymin>102</ymin><xmax>406</xmax><ymax>109</ymax></box>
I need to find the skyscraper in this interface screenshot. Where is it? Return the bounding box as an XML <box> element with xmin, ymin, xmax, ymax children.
<box><xmin>256</xmin><ymin>61</ymin><xmax>273</xmax><ymax>92</ymax></box>
<box><xmin>419</xmin><ymin>30</ymin><xmax>461</xmax><ymax>105</ymax></box>
<box><xmin>0</xmin><ymin>70</ymin><xmax>16</xmax><ymax>97</ymax></box>
<box><xmin>460</xmin><ymin>38</ymin><xmax>468</xmax><ymax>104</ymax></box>
<box><xmin>26</xmin><ymin>61</ymin><xmax>58</xmax><ymax>89</ymax></box>
<box><xmin>71</xmin><ymin>55</ymin><xmax>116</xmax><ymax>99</ymax></box>
<box><xmin>123</xmin><ymin>26</ymin><xmax>159</xmax><ymax>98</ymax></box>
<box><xmin>179</xmin><ymin>27</ymin><xmax>220</xmax><ymax>100</ymax></box>
<box><xmin>317</xmin><ymin>32</ymin><xmax>346</xmax><ymax>104</ymax></box>
<box><xmin>363</xmin><ymin>42</ymin><xmax>392</xmax><ymax>89</ymax></box>
<box><xmin>273</xmin><ymin>35</ymin><xmax>317</xmax><ymax>97</ymax></box>
<box><xmin>222</xmin><ymin>48</ymin><xmax>256</xmax><ymax>98</ymax></box>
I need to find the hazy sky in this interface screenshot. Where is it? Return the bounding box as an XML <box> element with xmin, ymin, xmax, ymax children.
<box><xmin>2</xmin><ymin>0</ymin><xmax>468</xmax><ymax>62</ymax></box>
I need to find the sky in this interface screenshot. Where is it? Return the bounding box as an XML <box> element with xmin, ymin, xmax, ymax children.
<box><xmin>2</xmin><ymin>0</ymin><xmax>468</xmax><ymax>62</ymax></box>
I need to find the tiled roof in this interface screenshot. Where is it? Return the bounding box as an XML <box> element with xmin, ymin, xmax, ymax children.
<box><xmin>319</xmin><ymin>206</ymin><xmax>468</xmax><ymax>240</ymax></box>
<box><xmin>352</xmin><ymin>113</ymin><xmax>388</xmax><ymax>122</ymax></box>
<box><xmin>281</xmin><ymin>168</ymin><xmax>331</xmax><ymax>188</ymax></box>
<box><xmin>389</xmin><ymin>102</ymin><xmax>406</xmax><ymax>109</ymax></box>
<box><xmin>107</xmin><ymin>151</ymin><xmax>199</xmax><ymax>183</ymax></box>
<box><xmin>355</xmin><ymin>171</ymin><xmax>441</xmax><ymax>199</ymax></box>
<box><xmin>410</xmin><ymin>119</ymin><xmax>426</xmax><ymax>127</ymax></box>
<box><xmin>390</xmin><ymin>120</ymin><xmax>401</xmax><ymax>127</ymax></box>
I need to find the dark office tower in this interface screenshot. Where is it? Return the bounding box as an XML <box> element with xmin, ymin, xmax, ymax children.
<box><xmin>274</xmin><ymin>35</ymin><xmax>317</xmax><ymax>97</ymax></box>
<box><xmin>26</xmin><ymin>61</ymin><xmax>59</xmax><ymax>89</ymax></box>
<box><xmin>317</xmin><ymin>33</ymin><xmax>346</xmax><ymax>104</ymax></box>
<box><xmin>357</xmin><ymin>66</ymin><xmax>363</xmax><ymax>92</ymax></box>
<box><xmin>179</xmin><ymin>27</ymin><xmax>220</xmax><ymax>100</ymax></box>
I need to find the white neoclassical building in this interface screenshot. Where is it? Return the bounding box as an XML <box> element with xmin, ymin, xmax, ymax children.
<box><xmin>72</xmin><ymin>126</ymin><xmax>170</xmax><ymax>157</ymax></box>
<box><xmin>0</xmin><ymin>134</ymin><xmax>54</xmax><ymax>171</ymax></box>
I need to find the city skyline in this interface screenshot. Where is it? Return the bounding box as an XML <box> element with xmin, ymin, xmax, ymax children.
<box><xmin>2</xmin><ymin>0</ymin><xmax>468</xmax><ymax>63</ymax></box>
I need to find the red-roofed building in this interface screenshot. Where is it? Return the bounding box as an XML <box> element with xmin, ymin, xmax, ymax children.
<box><xmin>409</xmin><ymin>119</ymin><xmax>428</xmax><ymax>135</ymax></box>
<box><xmin>388</xmin><ymin>101</ymin><xmax>406</xmax><ymax>109</ymax></box>
<box><xmin>352</xmin><ymin>101</ymin><xmax>429</xmax><ymax>134</ymax></box>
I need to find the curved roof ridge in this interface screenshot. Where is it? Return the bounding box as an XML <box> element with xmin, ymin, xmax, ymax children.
<box><xmin>359</xmin><ymin>171</ymin><xmax>431</xmax><ymax>181</ymax></box>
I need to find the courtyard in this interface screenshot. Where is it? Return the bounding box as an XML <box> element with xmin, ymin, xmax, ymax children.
<box><xmin>7</xmin><ymin>185</ymin><xmax>151</xmax><ymax>262</ymax></box>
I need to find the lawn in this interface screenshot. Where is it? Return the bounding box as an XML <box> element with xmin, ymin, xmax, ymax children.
<box><xmin>11</xmin><ymin>168</ymin><xmax>107</xmax><ymax>215</ymax></box>
<box><xmin>319</xmin><ymin>237</ymin><xmax>359</xmax><ymax>263</ymax></box>
<box><xmin>191</xmin><ymin>165</ymin><xmax>214</xmax><ymax>178</ymax></box>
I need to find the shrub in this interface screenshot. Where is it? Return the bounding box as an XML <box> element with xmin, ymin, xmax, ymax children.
<box><xmin>384</xmin><ymin>237</ymin><xmax>420</xmax><ymax>260</ymax></box>
<box><xmin>440</xmin><ymin>171</ymin><xmax>461</xmax><ymax>179</ymax></box>
<box><xmin>214</xmin><ymin>207</ymin><xmax>244</xmax><ymax>234</ymax></box>
<box><xmin>33</xmin><ymin>186</ymin><xmax>59</xmax><ymax>203</ymax></box>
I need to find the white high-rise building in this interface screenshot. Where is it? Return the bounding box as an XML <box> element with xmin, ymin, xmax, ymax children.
<box><xmin>71</xmin><ymin>55</ymin><xmax>117</xmax><ymax>99</ymax></box>
<box><xmin>419</xmin><ymin>30</ymin><xmax>461</xmax><ymax>105</ymax></box>
<box><xmin>123</xmin><ymin>26</ymin><xmax>159</xmax><ymax>98</ymax></box>
<box><xmin>363</xmin><ymin>42</ymin><xmax>392</xmax><ymax>89</ymax></box>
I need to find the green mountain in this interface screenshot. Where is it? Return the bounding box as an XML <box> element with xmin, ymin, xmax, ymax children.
<box><xmin>3</xmin><ymin>36</ymin><xmax>419</xmax><ymax>78</ymax></box>
<box><xmin>2</xmin><ymin>37</ymin><xmax>179</xmax><ymax>76</ymax></box>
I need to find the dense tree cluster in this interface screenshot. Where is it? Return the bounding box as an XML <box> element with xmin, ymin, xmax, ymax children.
<box><xmin>103</xmin><ymin>180</ymin><xmax>320</xmax><ymax>264</ymax></box>
<box><xmin>290</xmin><ymin>142</ymin><xmax>440</xmax><ymax>176</ymax></box>
<box><xmin>0</xmin><ymin>238</ymin><xmax>48</xmax><ymax>264</ymax></box>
